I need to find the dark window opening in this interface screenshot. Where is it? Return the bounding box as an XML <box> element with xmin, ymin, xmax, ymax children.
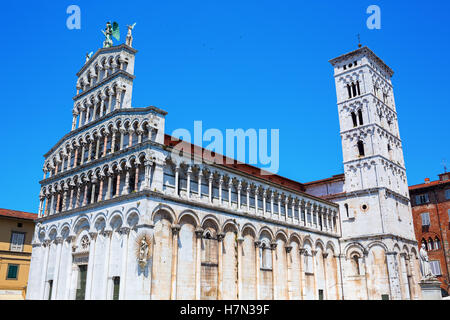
<box><xmin>356</xmin><ymin>81</ymin><xmax>361</xmax><ymax>95</ymax></box>
<box><xmin>351</xmin><ymin>112</ymin><xmax>358</xmax><ymax>127</ymax></box>
<box><xmin>358</xmin><ymin>109</ymin><xmax>363</xmax><ymax>125</ymax></box>
<box><xmin>344</xmin><ymin>203</ymin><xmax>349</xmax><ymax>218</ymax></box>
<box><xmin>113</xmin><ymin>276</ymin><xmax>120</xmax><ymax>300</ymax></box>
<box><xmin>48</xmin><ymin>280</ymin><xmax>53</xmax><ymax>300</ymax></box>
<box><xmin>6</xmin><ymin>264</ymin><xmax>18</xmax><ymax>280</ymax></box>
<box><xmin>347</xmin><ymin>84</ymin><xmax>352</xmax><ymax>99</ymax></box>
<box><xmin>357</xmin><ymin>141</ymin><xmax>365</xmax><ymax>157</ymax></box>
<box><xmin>76</xmin><ymin>265</ymin><xmax>88</xmax><ymax>300</ymax></box>
<box><xmin>352</xmin><ymin>83</ymin><xmax>357</xmax><ymax>97</ymax></box>
<box><xmin>318</xmin><ymin>289</ymin><xmax>324</xmax><ymax>300</ymax></box>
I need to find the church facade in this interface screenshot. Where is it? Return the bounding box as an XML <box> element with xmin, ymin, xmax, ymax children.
<box><xmin>26</xmin><ymin>36</ymin><xmax>422</xmax><ymax>300</ymax></box>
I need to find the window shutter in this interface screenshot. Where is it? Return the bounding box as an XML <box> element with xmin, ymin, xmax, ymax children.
<box><xmin>421</xmin><ymin>213</ymin><xmax>430</xmax><ymax>226</ymax></box>
<box><xmin>11</xmin><ymin>233</ymin><xmax>24</xmax><ymax>252</ymax></box>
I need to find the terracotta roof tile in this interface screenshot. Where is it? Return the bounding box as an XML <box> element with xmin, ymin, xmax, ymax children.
<box><xmin>0</xmin><ymin>208</ymin><xmax>37</xmax><ymax>221</ymax></box>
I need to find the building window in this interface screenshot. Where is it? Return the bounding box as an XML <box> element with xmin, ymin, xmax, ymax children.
<box><xmin>358</xmin><ymin>109</ymin><xmax>363</xmax><ymax>125</ymax></box>
<box><xmin>6</xmin><ymin>264</ymin><xmax>19</xmax><ymax>280</ymax></box>
<box><xmin>357</xmin><ymin>141</ymin><xmax>365</xmax><ymax>157</ymax></box>
<box><xmin>351</xmin><ymin>112</ymin><xmax>358</xmax><ymax>127</ymax></box>
<box><xmin>351</xmin><ymin>254</ymin><xmax>360</xmax><ymax>275</ymax></box>
<box><xmin>434</xmin><ymin>237</ymin><xmax>441</xmax><ymax>250</ymax></box>
<box><xmin>10</xmin><ymin>232</ymin><xmax>25</xmax><ymax>252</ymax></box>
<box><xmin>381</xmin><ymin>294</ymin><xmax>390</xmax><ymax>300</ymax></box>
<box><xmin>445</xmin><ymin>189</ymin><xmax>450</xmax><ymax>200</ymax></box>
<box><xmin>344</xmin><ymin>203</ymin><xmax>349</xmax><ymax>218</ymax></box>
<box><xmin>421</xmin><ymin>212</ymin><xmax>430</xmax><ymax>227</ymax></box>
<box><xmin>421</xmin><ymin>238</ymin><xmax>428</xmax><ymax>250</ymax></box>
<box><xmin>415</xmin><ymin>194</ymin><xmax>429</xmax><ymax>205</ymax></box>
<box><xmin>428</xmin><ymin>238</ymin><xmax>434</xmax><ymax>251</ymax></box>
<box><xmin>429</xmin><ymin>260</ymin><xmax>442</xmax><ymax>276</ymax></box>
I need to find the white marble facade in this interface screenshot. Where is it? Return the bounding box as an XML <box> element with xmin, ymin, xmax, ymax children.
<box><xmin>27</xmin><ymin>43</ymin><xmax>421</xmax><ymax>300</ymax></box>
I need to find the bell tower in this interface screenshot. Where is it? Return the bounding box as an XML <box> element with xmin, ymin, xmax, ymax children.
<box><xmin>329</xmin><ymin>46</ymin><xmax>415</xmax><ymax>240</ymax></box>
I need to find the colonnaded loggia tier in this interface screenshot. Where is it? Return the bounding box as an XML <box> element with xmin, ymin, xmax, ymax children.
<box><xmin>26</xmin><ymin>31</ymin><xmax>422</xmax><ymax>300</ymax></box>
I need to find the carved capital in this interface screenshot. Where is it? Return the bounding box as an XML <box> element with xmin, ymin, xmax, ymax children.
<box><xmin>299</xmin><ymin>248</ymin><xmax>306</xmax><ymax>255</ymax></box>
<box><xmin>254</xmin><ymin>240</ymin><xmax>262</xmax><ymax>248</ymax></box>
<box><xmin>285</xmin><ymin>245</ymin><xmax>292</xmax><ymax>253</ymax></box>
<box><xmin>171</xmin><ymin>224</ymin><xmax>181</xmax><ymax>235</ymax></box>
<box><xmin>217</xmin><ymin>232</ymin><xmax>225</xmax><ymax>242</ymax></box>
<box><xmin>270</xmin><ymin>241</ymin><xmax>277</xmax><ymax>250</ymax></box>
<box><xmin>195</xmin><ymin>227</ymin><xmax>204</xmax><ymax>238</ymax></box>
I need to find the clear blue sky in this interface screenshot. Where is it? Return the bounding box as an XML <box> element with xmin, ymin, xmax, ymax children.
<box><xmin>1</xmin><ymin>0</ymin><xmax>449</xmax><ymax>213</ymax></box>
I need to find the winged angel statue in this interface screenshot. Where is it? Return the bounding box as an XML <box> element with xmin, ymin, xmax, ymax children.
<box><xmin>102</xmin><ymin>21</ymin><xmax>120</xmax><ymax>48</ymax></box>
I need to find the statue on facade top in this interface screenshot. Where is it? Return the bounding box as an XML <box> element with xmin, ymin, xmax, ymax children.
<box><xmin>126</xmin><ymin>22</ymin><xmax>136</xmax><ymax>47</ymax></box>
<box><xmin>419</xmin><ymin>243</ymin><xmax>434</xmax><ymax>280</ymax></box>
<box><xmin>102</xmin><ymin>21</ymin><xmax>120</xmax><ymax>48</ymax></box>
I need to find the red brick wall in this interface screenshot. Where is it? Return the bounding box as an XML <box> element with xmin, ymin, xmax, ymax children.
<box><xmin>410</xmin><ymin>187</ymin><xmax>450</xmax><ymax>294</ymax></box>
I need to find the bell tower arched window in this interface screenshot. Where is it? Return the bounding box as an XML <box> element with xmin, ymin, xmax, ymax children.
<box><xmin>357</xmin><ymin>141</ymin><xmax>365</xmax><ymax>157</ymax></box>
<box><xmin>358</xmin><ymin>109</ymin><xmax>363</xmax><ymax>125</ymax></box>
<box><xmin>351</xmin><ymin>112</ymin><xmax>358</xmax><ymax>127</ymax></box>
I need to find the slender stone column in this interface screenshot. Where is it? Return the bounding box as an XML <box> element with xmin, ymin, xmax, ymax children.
<box><xmin>255</xmin><ymin>241</ymin><xmax>261</xmax><ymax>300</ymax></box>
<box><xmin>137</xmin><ymin>129</ymin><xmax>143</xmax><ymax>144</ymax></box>
<box><xmin>115</xmin><ymin>88</ymin><xmax>122</xmax><ymax>110</ymax></box>
<box><xmin>64</xmin><ymin>235</ymin><xmax>75</xmax><ymax>299</ymax></box>
<box><xmin>115</xmin><ymin>169</ymin><xmax>122</xmax><ymax>197</ymax></box>
<box><xmin>217</xmin><ymin>233</ymin><xmax>224</xmax><ymax>300</ymax></box>
<box><xmin>262</xmin><ymin>190</ymin><xmax>267</xmax><ymax>217</ymax></box>
<box><xmin>49</xmin><ymin>192</ymin><xmax>55</xmax><ymax>215</ymax></box>
<box><xmin>100</xmin><ymin>96</ymin><xmax>106</xmax><ymax>116</ymax></box>
<box><xmin>105</xmin><ymin>173</ymin><xmax>112</xmax><ymax>200</ymax></box>
<box><xmin>102</xmin><ymin>230</ymin><xmax>112</xmax><ymax>299</ymax></box>
<box><xmin>78</xmin><ymin>108</ymin><xmax>84</xmax><ymax>128</ymax></box>
<box><xmin>237</xmin><ymin>236</ymin><xmax>244</xmax><ymax>300</ymax></box>
<box><xmin>218</xmin><ymin>177</ymin><xmax>223</xmax><ymax>205</ymax></box>
<box><xmin>174</xmin><ymin>165</ymin><xmax>180</xmax><ymax>196</ymax></box>
<box><xmin>119</xmin><ymin>128</ymin><xmax>125</xmax><ymax>151</ymax></box>
<box><xmin>255</xmin><ymin>188</ymin><xmax>259</xmax><ymax>215</ymax></box>
<box><xmin>209</xmin><ymin>173</ymin><xmax>214</xmax><ymax>203</ymax></box>
<box><xmin>39</xmin><ymin>240</ymin><xmax>50</xmax><ymax>299</ymax></box>
<box><xmin>322</xmin><ymin>252</ymin><xmax>329</xmax><ymax>300</ymax></box>
<box><xmin>62</xmin><ymin>187</ymin><xmax>68</xmax><ymax>212</ymax></box>
<box><xmin>144</xmin><ymin>160</ymin><xmax>151</xmax><ymax>190</ymax></box>
<box><xmin>80</xmin><ymin>143</ymin><xmax>86</xmax><ymax>165</ymax></box>
<box><xmin>50</xmin><ymin>237</ymin><xmax>63</xmax><ymax>300</ymax></box>
<box><xmin>238</xmin><ymin>182</ymin><xmax>242</xmax><ymax>210</ymax></box>
<box><xmin>55</xmin><ymin>192</ymin><xmax>61</xmax><ymax>214</ymax></box>
<box><xmin>82</xmin><ymin>182</ymin><xmax>88</xmax><ymax>206</ymax></box>
<box><xmin>271</xmin><ymin>241</ymin><xmax>278</xmax><ymax>300</ymax></box>
<box><xmin>270</xmin><ymin>193</ymin><xmax>274</xmax><ymax>218</ymax></box>
<box><xmin>186</xmin><ymin>167</ymin><xmax>191</xmax><ymax>199</ymax></box>
<box><xmin>68</xmin><ymin>186</ymin><xmax>74</xmax><ymax>210</ymax></box>
<box><xmin>75</xmin><ymin>184</ymin><xmax>81</xmax><ymax>208</ymax></box>
<box><xmin>38</xmin><ymin>197</ymin><xmax>44</xmax><ymax>218</ymax></box>
<box><xmin>87</xmin><ymin>141</ymin><xmax>93</xmax><ymax>162</ymax></box>
<box><xmin>247</xmin><ymin>187</ymin><xmax>250</xmax><ymax>212</ymax></box>
<box><xmin>67</xmin><ymin>149</ymin><xmax>72</xmax><ymax>170</ymax></box>
<box><xmin>128</xmin><ymin>129</ymin><xmax>134</xmax><ymax>147</ymax></box>
<box><xmin>124</xmin><ymin>167</ymin><xmax>130</xmax><ymax>195</ymax></box>
<box><xmin>195</xmin><ymin>227</ymin><xmax>203</xmax><ymax>300</ymax></box>
<box><xmin>194</xmin><ymin>227</ymin><xmax>203</xmax><ymax>300</ymax></box>
<box><xmin>107</xmin><ymin>90</ymin><xmax>113</xmax><ymax>113</ymax></box>
<box><xmin>119</xmin><ymin>228</ymin><xmax>130</xmax><ymax>300</ymax></box>
<box><xmin>134</xmin><ymin>164</ymin><xmax>140</xmax><ymax>191</ymax></box>
<box><xmin>90</xmin><ymin>178</ymin><xmax>97</xmax><ymax>204</ymax></box>
<box><xmin>111</xmin><ymin>129</ymin><xmax>117</xmax><ymax>153</ymax></box>
<box><xmin>311</xmin><ymin>250</ymin><xmax>318</xmax><ymax>299</ymax></box>
<box><xmin>278</xmin><ymin>195</ymin><xmax>282</xmax><ymax>220</ymax></box>
<box><xmin>103</xmin><ymin>134</ymin><xmax>108</xmax><ymax>156</ymax></box>
<box><xmin>286</xmin><ymin>245</ymin><xmax>292</xmax><ymax>300</ymax></box>
<box><xmin>197</xmin><ymin>171</ymin><xmax>203</xmax><ymax>199</ymax></box>
<box><xmin>72</xmin><ymin>113</ymin><xmax>78</xmax><ymax>130</ymax></box>
<box><xmin>85</xmin><ymin>232</ymin><xmax>98</xmax><ymax>300</ymax></box>
<box><xmin>73</xmin><ymin>146</ymin><xmax>79</xmax><ymax>168</ymax></box>
<box><xmin>228</xmin><ymin>181</ymin><xmax>232</xmax><ymax>207</ymax></box>
<box><xmin>95</xmin><ymin>137</ymin><xmax>100</xmax><ymax>160</ymax></box>
<box><xmin>98</xmin><ymin>176</ymin><xmax>104</xmax><ymax>202</ymax></box>
<box><xmin>170</xmin><ymin>224</ymin><xmax>180</xmax><ymax>300</ymax></box>
<box><xmin>299</xmin><ymin>248</ymin><xmax>306</xmax><ymax>300</ymax></box>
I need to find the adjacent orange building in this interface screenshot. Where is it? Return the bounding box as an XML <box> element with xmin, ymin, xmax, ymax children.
<box><xmin>409</xmin><ymin>172</ymin><xmax>450</xmax><ymax>296</ymax></box>
<box><xmin>0</xmin><ymin>208</ymin><xmax>37</xmax><ymax>299</ymax></box>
